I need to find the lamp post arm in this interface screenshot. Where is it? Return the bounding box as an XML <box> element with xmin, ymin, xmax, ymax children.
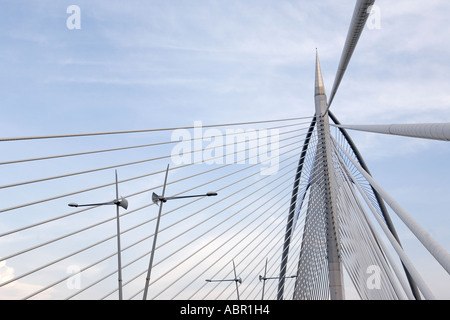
<box><xmin>156</xmin><ymin>192</ymin><xmax>218</xmax><ymax>202</ymax></box>
<box><xmin>68</xmin><ymin>201</ymin><xmax>115</xmax><ymax>207</ymax></box>
<box><xmin>164</xmin><ymin>194</ymin><xmax>213</xmax><ymax>201</ymax></box>
<box><xmin>205</xmin><ymin>279</ymin><xmax>239</xmax><ymax>283</ymax></box>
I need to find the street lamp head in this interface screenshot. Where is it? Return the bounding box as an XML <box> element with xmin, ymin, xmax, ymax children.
<box><xmin>152</xmin><ymin>192</ymin><xmax>167</xmax><ymax>205</ymax></box>
<box><xmin>152</xmin><ymin>192</ymin><xmax>159</xmax><ymax>205</ymax></box>
<box><xmin>68</xmin><ymin>203</ymin><xmax>79</xmax><ymax>207</ymax></box>
<box><xmin>120</xmin><ymin>197</ymin><xmax>129</xmax><ymax>210</ymax></box>
<box><xmin>206</xmin><ymin>192</ymin><xmax>218</xmax><ymax>197</ymax></box>
<box><xmin>114</xmin><ymin>197</ymin><xmax>128</xmax><ymax>210</ymax></box>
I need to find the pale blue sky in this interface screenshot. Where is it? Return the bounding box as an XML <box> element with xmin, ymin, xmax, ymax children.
<box><xmin>0</xmin><ymin>0</ymin><xmax>449</xmax><ymax>299</ymax></box>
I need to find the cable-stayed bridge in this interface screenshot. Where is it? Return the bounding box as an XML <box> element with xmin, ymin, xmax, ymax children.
<box><xmin>0</xmin><ymin>0</ymin><xmax>449</xmax><ymax>300</ymax></box>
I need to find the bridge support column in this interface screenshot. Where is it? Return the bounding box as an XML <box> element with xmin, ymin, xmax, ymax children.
<box><xmin>314</xmin><ymin>51</ymin><xmax>344</xmax><ymax>300</ymax></box>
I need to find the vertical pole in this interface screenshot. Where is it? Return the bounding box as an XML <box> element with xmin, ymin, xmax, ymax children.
<box><xmin>115</xmin><ymin>170</ymin><xmax>123</xmax><ymax>300</ymax></box>
<box><xmin>143</xmin><ymin>164</ymin><xmax>170</xmax><ymax>300</ymax></box>
<box><xmin>315</xmin><ymin>51</ymin><xmax>344</xmax><ymax>300</ymax></box>
<box><xmin>261</xmin><ymin>258</ymin><xmax>268</xmax><ymax>300</ymax></box>
<box><xmin>232</xmin><ymin>260</ymin><xmax>240</xmax><ymax>300</ymax></box>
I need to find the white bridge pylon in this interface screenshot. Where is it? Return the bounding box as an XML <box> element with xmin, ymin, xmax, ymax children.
<box><xmin>288</xmin><ymin>52</ymin><xmax>449</xmax><ymax>300</ymax></box>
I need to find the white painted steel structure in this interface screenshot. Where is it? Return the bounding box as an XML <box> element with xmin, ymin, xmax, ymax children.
<box><xmin>333</xmin><ymin>123</ymin><xmax>450</xmax><ymax>142</ymax></box>
<box><xmin>314</xmin><ymin>52</ymin><xmax>344</xmax><ymax>300</ymax></box>
<box><xmin>328</xmin><ymin>0</ymin><xmax>376</xmax><ymax>108</ymax></box>
<box><xmin>1</xmin><ymin>0</ymin><xmax>449</xmax><ymax>301</ymax></box>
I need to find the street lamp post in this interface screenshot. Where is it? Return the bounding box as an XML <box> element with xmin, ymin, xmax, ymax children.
<box><xmin>259</xmin><ymin>258</ymin><xmax>296</xmax><ymax>300</ymax></box>
<box><xmin>68</xmin><ymin>170</ymin><xmax>128</xmax><ymax>300</ymax></box>
<box><xmin>206</xmin><ymin>260</ymin><xmax>242</xmax><ymax>300</ymax></box>
<box><xmin>142</xmin><ymin>164</ymin><xmax>218</xmax><ymax>300</ymax></box>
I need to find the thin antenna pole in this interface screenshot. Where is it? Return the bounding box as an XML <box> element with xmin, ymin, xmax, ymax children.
<box><xmin>115</xmin><ymin>170</ymin><xmax>123</xmax><ymax>300</ymax></box>
<box><xmin>143</xmin><ymin>164</ymin><xmax>170</xmax><ymax>300</ymax></box>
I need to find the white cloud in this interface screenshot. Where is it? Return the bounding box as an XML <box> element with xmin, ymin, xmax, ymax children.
<box><xmin>0</xmin><ymin>260</ymin><xmax>14</xmax><ymax>283</ymax></box>
<box><xmin>0</xmin><ymin>260</ymin><xmax>54</xmax><ymax>300</ymax></box>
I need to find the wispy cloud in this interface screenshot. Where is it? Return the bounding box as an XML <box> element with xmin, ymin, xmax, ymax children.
<box><xmin>1</xmin><ymin>0</ymin><xmax>449</xmax><ymax>300</ymax></box>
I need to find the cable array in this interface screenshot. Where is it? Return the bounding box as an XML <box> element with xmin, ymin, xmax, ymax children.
<box><xmin>293</xmin><ymin>143</ymin><xmax>330</xmax><ymax>300</ymax></box>
<box><xmin>1</xmin><ymin>114</ymin><xmax>447</xmax><ymax>300</ymax></box>
<box><xmin>330</xmin><ymin>138</ymin><xmax>400</xmax><ymax>299</ymax></box>
<box><xmin>0</xmin><ymin>117</ymin><xmax>314</xmax><ymax>300</ymax></box>
<box><xmin>289</xmin><ymin>118</ymin><xmax>439</xmax><ymax>300</ymax></box>
<box><xmin>330</xmin><ymin>130</ymin><xmax>450</xmax><ymax>300</ymax></box>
